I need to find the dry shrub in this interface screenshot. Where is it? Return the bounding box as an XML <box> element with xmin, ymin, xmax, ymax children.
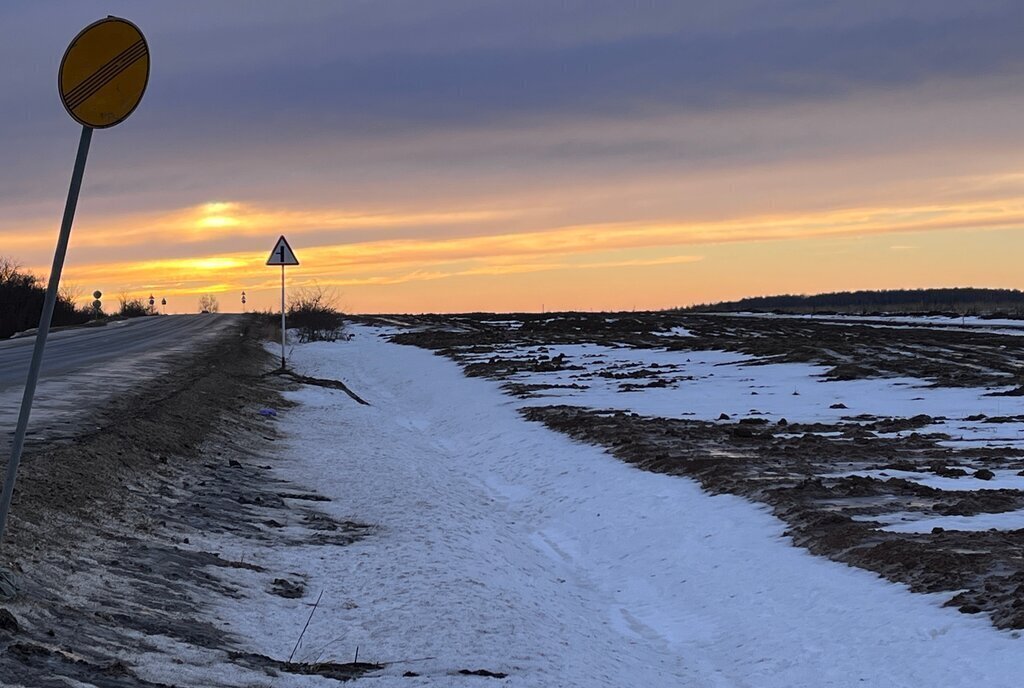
<box><xmin>288</xmin><ymin>285</ymin><xmax>345</xmax><ymax>342</ymax></box>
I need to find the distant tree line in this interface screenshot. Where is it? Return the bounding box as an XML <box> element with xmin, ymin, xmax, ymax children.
<box><xmin>0</xmin><ymin>257</ymin><xmax>88</xmax><ymax>339</ymax></box>
<box><xmin>685</xmin><ymin>288</ymin><xmax>1024</xmax><ymax>316</ymax></box>
<box><xmin>1</xmin><ymin>256</ymin><xmax>168</xmax><ymax>339</ymax></box>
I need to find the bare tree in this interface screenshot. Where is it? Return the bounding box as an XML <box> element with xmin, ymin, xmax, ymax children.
<box><xmin>198</xmin><ymin>294</ymin><xmax>220</xmax><ymax>313</ymax></box>
<box><xmin>59</xmin><ymin>282</ymin><xmax>83</xmax><ymax>309</ymax></box>
<box><xmin>0</xmin><ymin>256</ymin><xmax>24</xmax><ymax>284</ymax></box>
<box><xmin>1</xmin><ymin>257</ymin><xmax>89</xmax><ymax>337</ymax></box>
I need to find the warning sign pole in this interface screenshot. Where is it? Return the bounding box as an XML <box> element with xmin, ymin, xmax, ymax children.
<box><xmin>0</xmin><ymin>126</ymin><xmax>92</xmax><ymax>548</ymax></box>
<box><xmin>281</xmin><ymin>264</ymin><xmax>287</xmax><ymax>369</ymax></box>
<box><xmin>266</xmin><ymin>235</ymin><xmax>299</xmax><ymax>370</ymax></box>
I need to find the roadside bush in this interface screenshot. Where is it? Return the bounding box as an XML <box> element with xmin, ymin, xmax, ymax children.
<box><xmin>118</xmin><ymin>295</ymin><xmax>150</xmax><ymax>318</ymax></box>
<box><xmin>0</xmin><ymin>256</ymin><xmax>87</xmax><ymax>339</ymax></box>
<box><xmin>287</xmin><ymin>285</ymin><xmax>346</xmax><ymax>342</ymax></box>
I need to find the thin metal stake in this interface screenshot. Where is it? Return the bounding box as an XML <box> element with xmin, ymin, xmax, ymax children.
<box><xmin>0</xmin><ymin>125</ymin><xmax>93</xmax><ymax>550</ymax></box>
<box><xmin>281</xmin><ymin>264</ymin><xmax>286</xmax><ymax>369</ymax></box>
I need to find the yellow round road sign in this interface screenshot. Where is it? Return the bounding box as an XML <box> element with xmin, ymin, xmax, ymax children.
<box><xmin>59</xmin><ymin>17</ymin><xmax>149</xmax><ymax>129</ymax></box>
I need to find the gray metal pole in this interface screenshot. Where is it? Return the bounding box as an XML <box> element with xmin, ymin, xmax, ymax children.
<box><xmin>281</xmin><ymin>264</ymin><xmax>286</xmax><ymax>369</ymax></box>
<box><xmin>0</xmin><ymin>125</ymin><xmax>93</xmax><ymax>549</ymax></box>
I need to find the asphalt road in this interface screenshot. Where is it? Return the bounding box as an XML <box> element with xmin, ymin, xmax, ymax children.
<box><xmin>0</xmin><ymin>314</ymin><xmax>240</xmax><ymax>441</ymax></box>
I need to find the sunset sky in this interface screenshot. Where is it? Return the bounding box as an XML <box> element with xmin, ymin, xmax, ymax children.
<box><xmin>4</xmin><ymin>2</ymin><xmax>1024</xmax><ymax>313</ymax></box>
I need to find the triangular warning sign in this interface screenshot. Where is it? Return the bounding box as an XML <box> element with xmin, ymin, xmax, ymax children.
<box><xmin>266</xmin><ymin>235</ymin><xmax>299</xmax><ymax>266</ymax></box>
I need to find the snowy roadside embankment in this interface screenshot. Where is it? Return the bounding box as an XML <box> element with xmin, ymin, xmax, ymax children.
<box><xmin>169</xmin><ymin>326</ymin><xmax>1024</xmax><ymax>687</ymax></box>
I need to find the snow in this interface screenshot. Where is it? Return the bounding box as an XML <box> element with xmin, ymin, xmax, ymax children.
<box><xmin>831</xmin><ymin>468</ymin><xmax>1024</xmax><ymax>491</ymax></box>
<box><xmin>652</xmin><ymin>326</ymin><xmax>694</xmax><ymax>337</ymax></box>
<box><xmin>478</xmin><ymin>318</ymin><xmax>525</xmax><ymax>329</ymax></box>
<box><xmin>134</xmin><ymin>325</ymin><xmax>1024</xmax><ymax>687</ymax></box>
<box><xmin>725</xmin><ymin>311</ymin><xmax>1024</xmax><ymax>336</ymax></box>
<box><xmin>879</xmin><ymin>509</ymin><xmax>1024</xmax><ymax>534</ymax></box>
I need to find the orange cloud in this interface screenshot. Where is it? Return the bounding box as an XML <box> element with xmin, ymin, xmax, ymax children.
<box><xmin>9</xmin><ymin>180</ymin><xmax>1024</xmax><ymax>268</ymax></box>
<box><xmin>52</xmin><ymin>192</ymin><xmax>1024</xmax><ymax>301</ymax></box>
<box><xmin>0</xmin><ymin>201</ymin><xmax>526</xmax><ymax>254</ymax></box>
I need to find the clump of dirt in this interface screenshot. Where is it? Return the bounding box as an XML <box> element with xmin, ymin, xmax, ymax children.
<box><xmin>458</xmin><ymin>668</ymin><xmax>509</xmax><ymax>678</ymax></box>
<box><xmin>270</xmin><ymin>577</ymin><xmax>307</xmax><ymax>599</ymax></box>
<box><xmin>464</xmin><ymin>354</ymin><xmax>584</xmax><ymax>379</ymax></box>
<box><xmin>0</xmin><ymin>607</ymin><xmax>19</xmax><ymax>633</ymax></box>
<box><xmin>228</xmin><ymin>650</ymin><xmax>382</xmax><ymax>682</ymax></box>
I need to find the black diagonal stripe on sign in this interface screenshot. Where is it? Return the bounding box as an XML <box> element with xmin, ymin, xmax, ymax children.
<box><xmin>65</xmin><ymin>45</ymin><xmax>148</xmax><ymax>111</ymax></box>
<box><xmin>65</xmin><ymin>42</ymin><xmax>148</xmax><ymax>110</ymax></box>
<box><xmin>64</xmin><ymin>39</ymin><xmax>146</xmax><ymax>102</ymax></box>
<box><xmin>65</xmin><ymin>40</ymin><xmax>148</xmax><ymax>110</ymax></box>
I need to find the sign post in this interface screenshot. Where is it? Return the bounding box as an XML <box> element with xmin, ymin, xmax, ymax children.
<box><xmin>266</xmin><ymin>236</ymin><xmax>299</xmax><ymax>369</ymax></box>
<box><xmin>0</xmin><ymin>17</ymin><xmax>149</xmax><ymax>556</ymax></box>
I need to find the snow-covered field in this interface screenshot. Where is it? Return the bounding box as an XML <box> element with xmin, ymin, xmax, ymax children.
<box><xmin>136</xmin><ymin>326</ymin><xmax>1024</xmax><ymax>687</ymax></box>
<box><xmin>485</xmin><ymin>343</ymin><xmax>1013</xmax><ymax>416</ymax></box>
<box><xmin>457</xmin><ymin>341</ymin><xmax>1024</xmax><ymax>453</ymax></box>
<box><xmin>729</xmin><ymin>311</ymin><xmax>1024</xmax><ymax>337</ymax></box>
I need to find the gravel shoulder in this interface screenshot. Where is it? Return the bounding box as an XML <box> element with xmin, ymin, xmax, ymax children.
<box><xmin>0</xmin><ymin>319</ymin><xmax>375</xmax><ymax>687</ymax></box>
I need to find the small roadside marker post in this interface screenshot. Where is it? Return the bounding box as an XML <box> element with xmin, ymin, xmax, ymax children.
<box><xmin>266</xmin><ymin>236</ymin><xmax>299</xmax><ymax>369</ymax></box>
<box><xmin>0</xmin><ymin>17</ymin><xmax>150</xmax><ymax>557</ymax></box>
